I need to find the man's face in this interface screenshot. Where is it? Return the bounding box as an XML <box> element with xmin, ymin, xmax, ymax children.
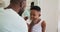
<box><xmin>30</xmin><ymin>10</ymin><xmax>41</xmax><ymax>21</ymax></box>
<box><xmin>21</xmin><ymin>1</ymin><xmax>26</xmax><ymax>9</ymax></box>
<box><xmin>18</xmin><ymin>1</ymin><xmax>26</xmax><ymax>16</ymax></box>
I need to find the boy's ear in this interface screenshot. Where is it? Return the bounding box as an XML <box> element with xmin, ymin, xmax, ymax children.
<box><xmin>39</xmin><ymin>14</ymin><xmax>41</xmax><ymax>17</ymax></box>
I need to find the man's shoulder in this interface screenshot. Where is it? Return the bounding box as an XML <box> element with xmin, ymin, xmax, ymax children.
<box><xmin>0</xmin><ymin>9</ymin><xmax>26</xmax><ymax>23</ymax></box>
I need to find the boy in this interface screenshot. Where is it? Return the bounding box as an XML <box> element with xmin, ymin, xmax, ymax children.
<box><xmin>28</xmin><ymin>6</ymin><xmax>46</xmax><ymax>32</ymax></box>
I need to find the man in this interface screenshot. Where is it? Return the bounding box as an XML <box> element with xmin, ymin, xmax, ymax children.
<box><xmin>0</xmin><ymin>0</ymin><xmax>28</xmax><ymax>32</ymax></box>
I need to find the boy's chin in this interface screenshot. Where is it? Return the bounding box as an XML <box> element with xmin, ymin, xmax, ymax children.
<box><xmin>32</xmin><ymin>19</ymin><xmax>37</xmax><ymax>21</ymax></box>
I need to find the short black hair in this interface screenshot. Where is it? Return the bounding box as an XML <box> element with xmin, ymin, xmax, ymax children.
<box><xmin>30</xmin><ymin>6</ymin><xmax>41</xmax><ymax>12</ymax></box>
<box><xmin>31</xmin><ymin>2</ymin><xmax>34</xmax><ymax>7</ymax></box>
<box><xmin>10</xmin><ymin>0</ymin><xmax>26</xmax><ymax>6</ymax></box>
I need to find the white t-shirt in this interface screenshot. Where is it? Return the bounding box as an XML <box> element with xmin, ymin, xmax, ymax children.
<box><xmin>0</xmin><ymin>8</ymin><xmax>28</xmax><ymax>32</ymax></box>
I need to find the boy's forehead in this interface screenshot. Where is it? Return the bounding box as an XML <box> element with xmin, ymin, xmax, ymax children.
<box><xmin>30</xmin><ymin>10</ymin><xmax>40</xmax><ymax>14</ymax></box>
<box><xmin>31</xmin><ymin>10</ymin><xmax>40</xmax><ymax>13</ymax></box>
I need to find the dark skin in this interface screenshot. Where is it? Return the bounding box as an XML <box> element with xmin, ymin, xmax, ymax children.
<box><xmin>8</xmin><ymin>4</ymin><xmax>20</xmax><ymax>13</ymax></box>
<box><xmin>24</xmin><ymin>17</ymin><xmax>28</xmax><ymax>21</ymax></box>
<box><xmin>18</xmin><ymin>1</ymin><xmax>26</xmax><ymax>16</ymax></box>
<box><xmin>5</xmin><ymin>0</ymin><xmax>28</xmax><ymax>21</ymax></box>
<box><xmin>5</xmin><ymin>0</ymin><xmax>26</xmax><ymax>14</ymax></box>
<box><xmin>28</xmin><ymin>10</ymin><xmax>46</xmax><ymax>32</ymax></box>
<box><xmin>41</xmin><ymin>20</ymin><xmax>46</xmax><ymax>32</ymax></box>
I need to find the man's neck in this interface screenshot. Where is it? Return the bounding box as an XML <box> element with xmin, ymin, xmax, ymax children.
<box><xmin>8</xmin><ymin>4</ymin><xmax>20</xmax><ymax>13</ymax></box>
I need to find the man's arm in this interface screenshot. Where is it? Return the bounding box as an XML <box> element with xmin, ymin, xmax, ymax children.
<box><xmin>41</xmin><ymin>21</ymin><xmax>46</xmax><ymax>32</ymax></box>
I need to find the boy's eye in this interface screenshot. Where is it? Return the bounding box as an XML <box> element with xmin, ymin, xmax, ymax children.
<box><xmin>33</xmin><ymin>14</ymin><xmax>35</xmax><ymax>16</ymax></box>
<box><xmin>31</xmin><ymin>14</ymin><xmax>35</xmax><ymax>16</ymax></box>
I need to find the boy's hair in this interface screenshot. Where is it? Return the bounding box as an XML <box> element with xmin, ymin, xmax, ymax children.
<box><xmin>30</xmin><ymin>6</ymin><xmax>41</xmax><ymax>12</ymax></box>
<box><xmin>31</xmin><ymin>2</ymin><xmax>34</xmax><ymax>7</ymax></box>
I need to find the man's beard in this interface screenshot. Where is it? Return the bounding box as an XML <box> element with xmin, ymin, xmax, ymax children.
<box><xmin>18</xmin><ymin>8</ymin><xmax>24</xmax><ymax>16</ymax></box>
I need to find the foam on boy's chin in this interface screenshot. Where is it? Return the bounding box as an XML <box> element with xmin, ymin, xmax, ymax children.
<box><xmin>0</xmin><ymin>0</ymin><xmax>10</xmax><ymax>8</ymax></box>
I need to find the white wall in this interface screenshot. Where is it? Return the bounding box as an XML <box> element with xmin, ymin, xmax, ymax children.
<box><xmin>58</xmin><ymin>0</ymin><xmax>60</xmax><ymax>32</ymax></box>
<box><xmin>40</xmin><ymin>0</ymin><xmax>58</xmax><ymax>32</ymax></box>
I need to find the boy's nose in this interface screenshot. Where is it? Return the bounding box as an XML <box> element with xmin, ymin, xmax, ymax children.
<box><xmin>34</xmin><ymin>16</ymin><xmax>37</xmax><ymax>19</ymax></box>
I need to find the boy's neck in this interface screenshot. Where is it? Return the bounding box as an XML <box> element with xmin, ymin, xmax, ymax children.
<box><xmin>32</xmin><ymin>19</ymin><xmax>41</xmax><ymax>24</ymax></box>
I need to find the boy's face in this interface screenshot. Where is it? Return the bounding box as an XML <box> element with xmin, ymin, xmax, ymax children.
<box><xmin>30</xmin><ymin>10</ymin><xmax>41</xmax><ymax>21</ymax></box>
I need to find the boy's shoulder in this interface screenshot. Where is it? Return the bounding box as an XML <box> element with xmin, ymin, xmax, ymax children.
<box><xmin>41</xmin><ymin>20</ymin><xmax>46</xmax><ymax>27</ymax></box>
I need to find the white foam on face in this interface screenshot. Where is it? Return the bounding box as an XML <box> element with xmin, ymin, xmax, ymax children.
<box><xmin>0</xmin><ymin>0</ymin><xmax>10</xmax><ymax>8</ymax></box>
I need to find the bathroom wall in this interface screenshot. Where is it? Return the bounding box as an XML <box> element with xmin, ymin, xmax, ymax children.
<box><xmin>40</xmin><ymin>0</ymin><xmax>58</xmax><ymax>32</ymax></box>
